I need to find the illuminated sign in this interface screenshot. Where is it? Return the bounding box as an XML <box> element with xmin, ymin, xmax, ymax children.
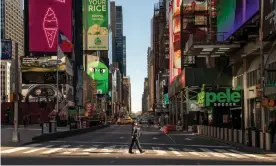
<box><xmin>28</xmin><ymin>0</ymin><xmax>72</xmax><ymax>53</ymax></box>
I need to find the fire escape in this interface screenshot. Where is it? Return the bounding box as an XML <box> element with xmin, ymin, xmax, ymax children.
<box><xmin>183</xmin><ymin>0</ymin><xmax>240</xmax><ymax>59</ymax></box>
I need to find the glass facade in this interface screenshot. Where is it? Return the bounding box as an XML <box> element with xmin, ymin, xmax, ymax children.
<box><xmin>123</xmin><ymin>36</ymin><xmax>126</xmax><ymax>76</ymax></box>
<box><xmin>1</xmin><ymin>0</ymin><xmax>5</xmax><ymax>39</ymax></box>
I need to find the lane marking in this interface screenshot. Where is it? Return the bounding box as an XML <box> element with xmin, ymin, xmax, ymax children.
<box><xmin>185</xmin><ymin>138</ymin><xmax>193</xmax><ymax>140</ymax></box>
<box><xmin>42</xmin><ymin>145</ymin><xmax>71</xmax><ymax>154</ymax></box>
<box><xmin>227</xmin><ymin>149</ymin><xmax>273</xmax><ymax>160</ymax></box>
<box><xmin>49</xmin><ymin>140</ymin><xmax>231</xmax><ymax>148</ymax></box>
<box><xmin>1</xmin><ymin>144</ymin><xmax>41</xmax><ymax>154</ymax></box>
<box><xmin>152</xmin><ymin>147</ymin><xmax>167</xmax><ymax>155</ymax></box>
<box><xmin>23</xmin><ymin>145</ymin><xmax>54</xmax><ymax>154</ymax></box>
<box><xmin>168</xmin><ymin>147</ymin><xmax>183</xmax><ymax>156</ymax></box>
<box><xmin>183</xmin><ymin>148</ymin><xmax>208</xmax><ymax>157</ymax></box>
<box><xmin>101</xmin><ymin>145</ymin><xmax>116</xmax><ymax>154</ymax></box>
<box><xmin>213</xmin><ymin>149</ymin><xmax>246</xmax><ymax>158</ymax></box>
<box><xmin>199</xmin><ymin>148</ymin><xmax>227</xmax><ymax>158</ymax></box>
<box><xmin>152</xmin><ymin>137</ymin><xmax>158</xmax><ymax>140</ymax></box>
<box><xmin>62</xmin><ymin>145</ymin><xmax>84</xmax><ymax>154</ymax></box>
<box><xmin>77</xmin><ymin>145</ymin><xmax>99</xmax><ymax>155</ymax></box>
<box><xmin>120</xmin><ymin>136</ymin><xmax>124</xmax><ymax>139</ymax></box>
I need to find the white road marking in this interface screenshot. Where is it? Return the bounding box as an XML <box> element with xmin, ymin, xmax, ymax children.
<box><xmin>228</xmin><ymin>149</ymin><xmax>273</xmax><ymax>160</ymax></box>
<box><xmin>77</xmin><ymin>145</ymin><xmax>99</xmax><ymax>155</ymax></box>
<box><xmin>1</xmin><ymin>144</ymin><xmax>41</xmax><ymax>154</ymax></box>
<box><xmin>152</xmin><ymin>137</ymin><xmax>158</xmax><ymax>140</ymax></box>
<box><xmin>101</xmin><ymin>145</ymin><xmax>116</xmax><ymax>154</ymax></box>
<box><xmin>183</xmin><ymin>148</ymin><xmax>208</xmax><ymax>157</ymax></box>
<box><xmin>152</xmin><ymin>147</ymin><xmax>167</xmax><ymax>155</ymax></box>
<box><xmin>62</xmin><ymin>145</ymin><xmax>84</xmax><ymax>154</ymax></box>
<box><xmin>49</xmin><ymin>141</ymin><xmax>231</xmax><ymax>148</ymax></box>
<box><xmin>119</xmin><ymin>145</ymin><xmax>129</xmax><ymax>154</ymax></box>
<box><xmin>168</xmin><ymin>147</ymin><xmax>183</xmax><ymax>156</ymax></box>
<box><xmin>42</xmin><ymin>145</ymin><xmax>71</xmax><ymax>154</ymax></box>
<box><xmin>23</xmin><ymin>145</ymin><xmax>54</xmax><ymax>154</ymax></box>
<box><xmin>213</xmin><ymin>149</ymin><xmax>246</xmax><ymax>158</ymax></box>
<box><xmin>120</xmin><ymin>136</ymin><xmax>124</xmax><ymax>139</ymax></box>
<box><xmin>185</xmin><ymin>138</ymin><xmax>193</xmax><ymax>140</ymax></box>
<box><xmin>199</xmin><ymin>148</ymin><xmax>227</xmax><ymax>158</ymax></box>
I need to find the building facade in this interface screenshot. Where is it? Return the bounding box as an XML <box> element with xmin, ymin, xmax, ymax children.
<box><xmin>1</xmin><ymin>62</ymin><xmax>11</xmax><ymax>102</ymax></box>
<box><xmin>122</xmin><ymin>76</ymin><xmax>131</xmax><ymax>114</ymax></box>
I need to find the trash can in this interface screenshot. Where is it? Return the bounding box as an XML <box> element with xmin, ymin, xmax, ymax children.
<box><xmin>49</xmin><ymin>120</ymin><xmax>57</xmax><ymax>133</ymax></box>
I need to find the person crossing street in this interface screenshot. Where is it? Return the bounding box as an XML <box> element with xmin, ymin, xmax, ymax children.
<box><xmin>129</xmin><ymin>121</ymin><xmax>145</xmax><ymax>154</ymax></box>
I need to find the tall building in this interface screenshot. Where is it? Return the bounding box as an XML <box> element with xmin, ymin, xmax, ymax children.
<box><xmin>1</xmin><ymin>0</ymin><xmax>24</xmax><ymax>100</ymax></box>
<box><xmin>114</xmin><ymin>6</ymin><xmax>126</xmax><ymax>76</ymax></box>
<box><xmin>123</xmin><ymin>76</ymin><xmax>131</xmax><ymax>113</ymax></box>
<box><xmin>110</xmin><ymin>1</ymin><xmax>116</xmax><ymax>63</ymax></box>
<box><xmin>123</xmin><ymin>36</ymin><xmax>126</xmax><ymax>76</ymax></box>
<box><xmin>1</xmin><ymin>62</ymin><xmax>11</xmax><ymax>102</ymax></box>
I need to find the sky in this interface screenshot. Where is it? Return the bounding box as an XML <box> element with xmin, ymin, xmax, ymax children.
<box><xmin>114</xmin><ymin>0</ymin><xmax>158</xmax><ymax>113</ymax></box>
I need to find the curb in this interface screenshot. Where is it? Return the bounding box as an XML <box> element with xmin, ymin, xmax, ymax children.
<box><xmin>196</xmin><ymin>134</ymin><xmax>275</xmax><ymax>155</ymax></box>
<box><xmin>23</xmin><ymin>125</ymin><xmax>109</xmax><ymax>145</ymax></box>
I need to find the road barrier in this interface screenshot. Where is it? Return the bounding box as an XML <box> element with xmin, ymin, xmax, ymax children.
<box><xmin>233</xmin><ymin>129</ymin><xmax>237</xmax><ymax>143</ymax></box>
<box><xmin>214</xmin><ymin>127</ymin><xmax>216</xmax><ymax>137</ymax></box>
<box><xmin>210</xmin><ymin>127</ymin><xmax>213</xmax><ymax>137</ymax></box>
<box><xmin>260</xmin><ymin>132</ymin><xmax>264</xmax><ymax>149</ymax></box>
<box><xmin>224</xmin><ymin>128</ymin><xmax>228</xmax><ymax>141</ymax></box>
<box><xmin>238</xmin><ymin>130</ymin><xmax>243</xmax><ymax>144</ymax></box>
<box><xmin>265</xmin><ymin>133</ymin><xmax>271</xmax><ymax>151</ymax></box>
<box><xmin>220</xmin><ymin>128</ymin><xmax>224</xmax><ymax>139</ymax></box>
<box><xmin>228</xmin><ymin>129</ymin><xmax>232</xmax><ymax>142</ymax></box>
<box><xmin>252</xmin><ymin>130</ymin><xmax>256</xmax><ymax>147</ymax></box>
<box><xmin>217</xmin><ymin>127</ymin><xmax>220</xmax><ymax>138</ymax></box>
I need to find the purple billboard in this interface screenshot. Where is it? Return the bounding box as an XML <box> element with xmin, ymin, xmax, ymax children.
<box><xmin>28</xmin><ymin>0</ymin><xmax>72</xmax><ymax>53</ymax></box>
<box><xmin>217</xmin><ymin>0</ymin><xmax>259</xmax><ymax>41</ymax></box>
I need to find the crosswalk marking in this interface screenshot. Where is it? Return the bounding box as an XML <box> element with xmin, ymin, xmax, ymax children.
<box><xmin>1</xmin><ymin>144</ymin><xmax>41</xmax><ymax>154</ymax></box>
<box><xmin>152</xmin><ymin>147</ymin><xmax>167</xmax><ymax>155</ymax></box>
<box><xmin>199</xmin><ymin>148</ymin><xmax>227</xmax><ymax>158</ymax></box>
<box><xmin>101</xmin><ymin>145</ymin><xmax>116</xmax><ymax>154</ymax></box>
<box><xmin>168</xmin><ymin>147</ymin><xmax>183</xmax><ymax>156</ymax></box>
<box><xmin>23</xmin><ymin>145</ymin><xmax>54</xmax><ymax>154</ymax></box>
<box><xmin>183</xmin><ymin>148</ymin><xmax>208</xmax><ymax>157</ymax></box>
<box><xmin>62</xmin><ymin>145</ymin><xmax>84</xmax><ymax>154</ymax></box>
<box><xmin>119</xmin><ymin>145</ymin><xmax>129</xmax><ymax>154</ymax></box>
<box><xmin>42</xmin><ymin>145</ymin><xmax>71</xmax><ymax>154</ymax></box>
<box><xmin>77</xmin><ymin>145</ymin><xmax>99</xmax><ymax>155</ymax></box>
<box><xmin>228</xmin><ymin>149</ymin><xmax>273</xmax><ymax>160</ymax></box>
<box><xmin>213</xmin><ymin>149</ymin><xmax>246</xmax><ymax>158</ymax></box>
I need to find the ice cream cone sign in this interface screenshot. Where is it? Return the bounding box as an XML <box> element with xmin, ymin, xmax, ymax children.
<box><xmin>43</xmin><ymin>7</ymin><xmax>58</xmax><ymax>48</ymax></box>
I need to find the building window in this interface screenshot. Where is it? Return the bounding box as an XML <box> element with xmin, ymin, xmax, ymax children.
<box><xmin>247</xmin><ymin>70</ymin><xmax>258</xmax><ymax>87</ymax></box>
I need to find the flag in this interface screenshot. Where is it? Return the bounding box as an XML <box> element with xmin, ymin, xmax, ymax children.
<box><xmin>57</xmin><ymin>45</ymin><xmax>65</xmax><ymax>59</ymax></box>
<box><xmin>58</xmin><ymin>30</ymin><xmax>72</xmax><ymax>48</ymax></box>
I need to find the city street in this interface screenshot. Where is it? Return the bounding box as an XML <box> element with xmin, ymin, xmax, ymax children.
<box><xmin>1</xmin><ymin>125</ymin><xmax>276</xmax><ymax>165</ymax></box>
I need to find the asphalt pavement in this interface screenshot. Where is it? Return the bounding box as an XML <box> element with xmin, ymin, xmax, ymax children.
<box><xmin>1</xmin><ymin>124</ymin><xmax>276</xmax><ymax>165</ymax></box>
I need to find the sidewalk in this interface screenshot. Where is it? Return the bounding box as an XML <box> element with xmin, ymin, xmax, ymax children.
<box><xmin>1</xmin><ymin>124</ymin><xmax>69</xmax><ymax>146</ymax></box>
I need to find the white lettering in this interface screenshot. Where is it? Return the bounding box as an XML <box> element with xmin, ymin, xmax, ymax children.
<box><xmin>87</xmin><ymin>0</ymin><xmax>107</xmax><ymax>12</ymax></box>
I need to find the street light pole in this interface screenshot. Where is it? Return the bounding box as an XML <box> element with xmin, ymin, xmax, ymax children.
<box><xmin>12</xmin><ymin>42</ymin><xmax>20</xmax><ymax>142</ymax></box>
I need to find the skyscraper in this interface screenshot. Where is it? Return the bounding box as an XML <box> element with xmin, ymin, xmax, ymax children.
<box><xmin>1</xmin><ymin>0</ymin><xmax>5</xmax><ymax>39</ymax></box>
<box><xmin>115</xmin><ymin>6</ymin><xmax>126</xmax><ymax>76</ymax></box>
<box><xmin>123</xmin><ymin>36</ymin><xmax>126</xmax><ymax>76</ymax></box>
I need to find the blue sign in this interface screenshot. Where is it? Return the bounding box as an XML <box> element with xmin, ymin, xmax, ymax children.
<box><xmin>1</xmin><ymin>40</ymin><xmax>12</xmax><ymax>60</ymax></box>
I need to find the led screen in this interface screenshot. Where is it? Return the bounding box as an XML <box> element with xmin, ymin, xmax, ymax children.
<box><xmin>28</xmin><ymin>0</ymin><xmax>72</xmax><ymax>52</ymax></box>
<box><xmin>217</xmin><ymin>0</ymin><xmax>259</xmax><ymax>41</ymax></box>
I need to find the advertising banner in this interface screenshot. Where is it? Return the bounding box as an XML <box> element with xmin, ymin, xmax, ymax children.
<box><xmin>28</xmin><ymin>0</ymin><xmax>72</xmax><ymax>53</ymax></box>
<box><xmin>83</xmin><ymin>0</ymin><xmax>109</xmax><ymax>50</ymax></box>
<box><xmin>263</xmin><ymin>0</ymin><xmax>276</xmax><ymax>40</ymax></box>
<box><xmin>87</xmin><ymin>55</ymin><xmax>109</xmax><ymax>94</ymax></box>
<box><xmin>217</xmin><ymin>0</ymin><xmax>259</xmax><ymax>41</ymax></box>
<box><xmin>21</xmin><ymin>56</ymin><xmax>65</xmax><ymax>72</ymax></box>
<box><xmin>1</xmin><ymin>40</ymin><xmax>12</xmax><ymax>60</ymax></box>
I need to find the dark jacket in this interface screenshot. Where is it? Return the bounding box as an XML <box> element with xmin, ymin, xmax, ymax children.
<box><xmin>131</xmin><ymin>126</ymin><xmax>140</xmax><ymax>138</ymax></box>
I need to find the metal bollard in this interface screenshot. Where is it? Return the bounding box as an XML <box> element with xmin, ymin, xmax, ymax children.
<box><xmin>211</xmin><ymin>127</ymin><xmax>213</xmax><ymax>137</ymax></box>
<box><xmin>214</xmin><ymin>127</ymin><xmax>217</xmax><ymax>137</ymax></box>
<box><xmin>208</xmin><ymin>126</ymin><xmax>211</xmax><ymax>136</ymax></box>
<box><xmin>260</xmin><ymin>132</ymin><xmax>264</xmax><ymax>149</ymax></box>
<box><xmin>265</xmin><ymin>132</ymin><xmax>271</xmax><ymax>151</ymax></box>
<box><xmin>220</xmin><ymin>128</ymin><xmax>224</xmax><ymax>139</ymax></box>
<box><xmin>224</xmin><ymin>128</ymin><xmax>228</xmax><ymax>141</ymax></box>
<box><xmin>238</xmin><ymin>130</ymin><xmax>243</xmax><ymax>144</ymax></box>
<box><xmin>233</xmin><ymin>129</ymin><xmax>237</xmax><ymax>143</ymax></box>
<box><xmin>228</xmin><ymin>129</ymin><xmax>232</xmax><ymax>142</ymax></box>
<box><xmin>217</xmin><ymin>127</ymin><xmax>220</xmax><ymax>138</ymax></box>
<box><xmin>252</xmin><ymin>130</ymin><xmax>256</xmax><ymax>147</ymax></box>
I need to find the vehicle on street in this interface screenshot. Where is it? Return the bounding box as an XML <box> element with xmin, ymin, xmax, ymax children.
<box><xmin>117</xmin><ymin>117</ymin><xmax>133</xmax><ymax>125</ymax></box>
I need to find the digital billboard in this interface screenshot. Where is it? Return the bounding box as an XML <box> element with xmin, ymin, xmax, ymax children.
<box><xmin>1</xmin><ymin>40</ymin><xmax>12</xmax><ymax>60</ymax></box>
<box><xmin>28</xmin><ymin>0</ymin><xmax>72</xmax><ymax>53</ymax></box>
<box><xmin>87</xmin><ymin>55</ymin><xmax>109</xmax><ymax>94</ymax></box>
<box><xmin>83</xmin><ymin>0</ymin><xmax>109</xmax><ymax>50</ymax></box>
<box><xmin>169</xmin><ymin>0</ymin><xmax>207</xmax><ymax>84</ymax></box>
<box><xmin>217</xmin><ymin>0</ymin><xmax>259</xmax><ymax>41</ymax></box>
<box><xmin>263</xmin><ymin>0</ymin><xmax>276</xmax><ymax>40</ymax></box>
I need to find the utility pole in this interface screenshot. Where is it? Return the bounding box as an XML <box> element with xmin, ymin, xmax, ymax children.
<box><xmin>259</xmin><ymin>0</ymin><xmax>265</xmax><ymax>132</ymax></box>
<box><xmin>12</xmin><ymin>42</ymin><xmax>20</xmax><ymax>142</ymax></box>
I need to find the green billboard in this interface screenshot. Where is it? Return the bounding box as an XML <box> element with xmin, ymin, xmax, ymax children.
<box><xmin>83</xmin><ymin>0</ymin><xmax>109</xmax><ymax>50</ymax></box>
<box><xmin>87</xmin><ymin>55</ymin><xmax>109</xmax><ymax>94</ymax></box>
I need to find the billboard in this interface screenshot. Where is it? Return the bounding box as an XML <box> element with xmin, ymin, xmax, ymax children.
<box><xmin>1</xmin><ymin>40</ymin><xmax>12</xmax><ymax>60</ymax></box>
<box><xmin>83</xmin><ymin>0</ymin><xmax>109</xmax><ymax>50</ymax></box>
<box><xmin>87</xmin><ymin>55</ymin><xmax>109</xmax><ymax>94</ymax></box>
<box><xmin>217</xmin><ymin>0</ymin><xmax>259</xmax><ymax>41</ymax></box>
<box><xmin>21</xmin><ymin>56</ymin><xmax>69</xmax><ymax>84</ymax></box>
<box><xmin>263</xmin><ymin>0</ymin><xmax>276</xmax><ymax>40</ymax></box>
<box><xmin>21</xmin><ymin>56</ymin><xmax>65</xmax><ymax>72</ymax></box>
<box><xmin>169</xmin><ymin>0</ymin><xmax>207</xmax><ymax>84</ymax></box>
<box><xmin>28</xmin><ymin>0</ymin><xmax>72</xmax><ymax>53</ymax></box>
